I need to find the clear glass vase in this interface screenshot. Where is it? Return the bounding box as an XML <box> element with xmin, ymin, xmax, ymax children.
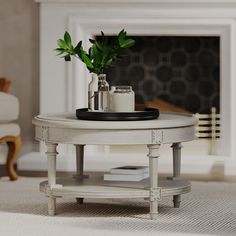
<box><xmin>88</xmin><ymin>73</ymin><xmax>98</xmax><ymax>111</ymax></box>
<box><xmin>96</xmin><ymin>74</ymin><xmax>109</xmax><ymax>111</ymax></box>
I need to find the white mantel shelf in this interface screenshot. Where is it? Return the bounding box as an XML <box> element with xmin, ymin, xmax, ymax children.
<box><xmin>35</xmin><ymin>0</ymin><xmax>236</xmax><ymax>3</ymax></box>
<box><xmin>34</xmin><ymin>0</ymin><xmax>236</xmax><ymax>8</ymax></box>
<box><xmin>22</xmin><ymin>0</ymin><xmax>236</xmax><ymax>177</ymax></box>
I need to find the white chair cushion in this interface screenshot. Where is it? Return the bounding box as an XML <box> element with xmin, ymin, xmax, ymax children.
<box><xmin>0</xmin><ymin>123</ymin><xmax>20</xmax><ymax>138</ymax></box>
<box><xmin>0</xmin><ymin>92</ymin><xmax>19</xmax><ymax>122</ymax></box>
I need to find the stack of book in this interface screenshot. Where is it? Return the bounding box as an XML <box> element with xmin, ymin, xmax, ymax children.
<box><xmin>104</xmin><ymin>165</ymin><xmax>149</xmax><ymax>181</ymax></box>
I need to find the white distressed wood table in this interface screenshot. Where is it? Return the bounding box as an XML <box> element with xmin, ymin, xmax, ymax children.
<box><xmin>32</xmin><ymin>112</ymin><xmax>197</xmax><ymax>219</ymax></box>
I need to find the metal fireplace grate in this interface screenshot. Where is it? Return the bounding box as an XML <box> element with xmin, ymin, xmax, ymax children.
<box><xmin>195</xmin><ymin>107</ymin><xmax>220</xmax><ymax>155</ymax></box>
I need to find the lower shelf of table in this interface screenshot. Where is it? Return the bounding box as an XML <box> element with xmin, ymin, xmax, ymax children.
<box><xmin>40</xmin><ymin>175</ymin><xmax>191</xmax><ymax>199</ymax></box>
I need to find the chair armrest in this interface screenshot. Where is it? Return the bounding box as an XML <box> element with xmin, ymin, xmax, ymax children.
<box><xmin>0</xmin><ymin>78</ymin><xmax>11</xmax><ymax>93</ymax></box>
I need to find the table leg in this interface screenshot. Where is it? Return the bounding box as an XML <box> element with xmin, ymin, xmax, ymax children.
<box><xmin>171</xmin><ymin>142</ymin><xmax>182</xmax><ymax>208</ymax></box>
<box><xmin>46</xmin><ymin>143</ymin><xmax>58</xmax><ymax>216</ymax></box>
<box><xmin>74</xmin><ymin>145</ymin><xmax>85</xmax><ymax>204</ymax></box>
<box><xmin>75</xmin><ymin>145</ymin><xmax>85</xmax><ymax>178</ymax></box>
<box><xmin>148</xmin><ymin>144</ymin><xmax>161</xmax><ymax>220</ymax></box>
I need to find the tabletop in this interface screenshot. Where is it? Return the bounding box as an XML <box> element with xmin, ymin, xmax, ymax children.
<box><xmin>33</xmin><ymin>112</ymin><xmax>198</xmax><ymax>130</ymax></box>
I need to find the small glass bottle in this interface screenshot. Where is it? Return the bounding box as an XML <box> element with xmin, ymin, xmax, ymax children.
<box><xmin>88</xmin><ymin>73</ymin><xmax>98</xmax><ymax>111</ymax></box>
<box><xmin>96</xmin><ymin>74</ymin><xmax>109</xmax><ymax>111</ymax></box>
<box><xmin>109</xmin><ymin>86</ymin><xmax>135</xmax><ymax>112</ymax></box>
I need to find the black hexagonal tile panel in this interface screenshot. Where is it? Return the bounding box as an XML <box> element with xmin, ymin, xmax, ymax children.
<box><xmin>102</xmin><ymin>36</ymin><xmax>219</xmax><ymax>113</ymax></box>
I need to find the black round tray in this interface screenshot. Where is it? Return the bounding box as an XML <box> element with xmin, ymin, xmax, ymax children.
<box><xmin>76</xmin><ymin>108</ymin><xmax>159</xmax><ymax>121</ymax></box>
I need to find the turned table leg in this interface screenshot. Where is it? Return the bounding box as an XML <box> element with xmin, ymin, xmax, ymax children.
<box><xmin>148</xmin><ymin>144</ymin><xmax>161</xmax><ymax>220</ymax></box>
<box><xmin>171</xmin><ymin>142</ymin><xmax>183</xmax><ymax>208</ymax></box>
<box><xmin>6</xmin><ymin>136</ymin><xmax>21</xmax><ymax>181</ymax></box>
<box><xmin>74</xmin><ymin>145</ymin><xmax>85</xmax><ymax>204</ymax></box>
<box><xmin>46</xmin><ymin>143</ymin><xmax>58</xmax><ymax>216</ymax></box>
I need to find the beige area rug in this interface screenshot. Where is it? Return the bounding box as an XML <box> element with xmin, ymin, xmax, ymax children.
<box><xmin>0</xmin><ymin>177</ymin><xmax>236</xmax><ymax>236</ymax></box>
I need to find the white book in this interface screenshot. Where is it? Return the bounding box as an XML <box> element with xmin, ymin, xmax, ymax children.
<box><xmin>104</xmin><ymin>172</ymin><xmax>149</xmax><ymax>181</ymax></box>
<box><xmin>110</xmin><ymin>165</ymin><xmax>149</xmax><ymax>175</ymax></box>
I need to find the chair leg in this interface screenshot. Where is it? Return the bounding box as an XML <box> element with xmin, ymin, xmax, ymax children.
<box><xmin>6</xmin><ymin>136</ymin><xmax>21</xmax><ymax>181</ymax></box>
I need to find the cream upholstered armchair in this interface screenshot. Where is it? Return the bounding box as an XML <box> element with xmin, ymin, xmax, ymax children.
<box><xmin>0</xmin><ymin>78</ymin><xmax>21</xmax><ymax>180</ymax></box>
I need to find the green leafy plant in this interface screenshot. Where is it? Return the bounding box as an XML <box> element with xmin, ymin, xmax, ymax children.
<box><xmin>55</xmin><ymin>30</ymin><xmax>135</xmax><ymax>75</ymax></box>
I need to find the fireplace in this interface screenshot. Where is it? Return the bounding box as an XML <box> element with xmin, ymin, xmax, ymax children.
<box><xmin>101</xmin><ymin>36</ymin><xmax>220</xmax><ymax>114</ymax></box>
<box><xmin>23</xmin><ymin>0</ymin><xmax>236</xmax><ymax>176</ymax></box>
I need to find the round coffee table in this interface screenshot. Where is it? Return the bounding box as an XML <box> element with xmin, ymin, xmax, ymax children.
<box><xmin>33</xmin><ymin>112</ymin><xmax>197</xmax><ymax>219</ymax></box>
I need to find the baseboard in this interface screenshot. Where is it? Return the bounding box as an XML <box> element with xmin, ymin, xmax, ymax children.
<box><xmin>0</xmin><ymin>140</ymin><xmax>39</xmax><ymax>164</ymax></box>
<box><xmin>18</xmin><ymin>150</ymin><xmax>236</xmax><ymax>178</ymax></box>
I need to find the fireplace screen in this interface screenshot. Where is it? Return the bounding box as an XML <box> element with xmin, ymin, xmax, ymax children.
<box><xmin>100</xmin><ymin>36</ymin><xmax>220</xmax><ymax>114</ymax></box>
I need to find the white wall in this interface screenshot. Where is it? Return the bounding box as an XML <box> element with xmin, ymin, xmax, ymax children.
<box><xmin>0</xmin><ymin>0</ymin><xmax>39</xmax><ymax>156</ymax></box>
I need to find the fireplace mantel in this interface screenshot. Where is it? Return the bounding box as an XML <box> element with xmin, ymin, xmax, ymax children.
<box><xmin>20</xmin><ymin>0</ymin><xmax>236</xmax><ymax>176</ymax></box>
<box><xmin>35</xmin><ymin>0</ymin><xmax>236</xmax><ymax>4</ymax></box>
<box><xmin>34</xmin><ymin>0</ymin><xmax>236</xmax><ymax>11</ymax></box>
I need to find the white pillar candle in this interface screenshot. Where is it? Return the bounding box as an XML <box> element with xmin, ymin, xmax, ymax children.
<box><xmin>109</xmin><ymin>86</ymin><xmax>135</xmax><ymax>112</ymax></box>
